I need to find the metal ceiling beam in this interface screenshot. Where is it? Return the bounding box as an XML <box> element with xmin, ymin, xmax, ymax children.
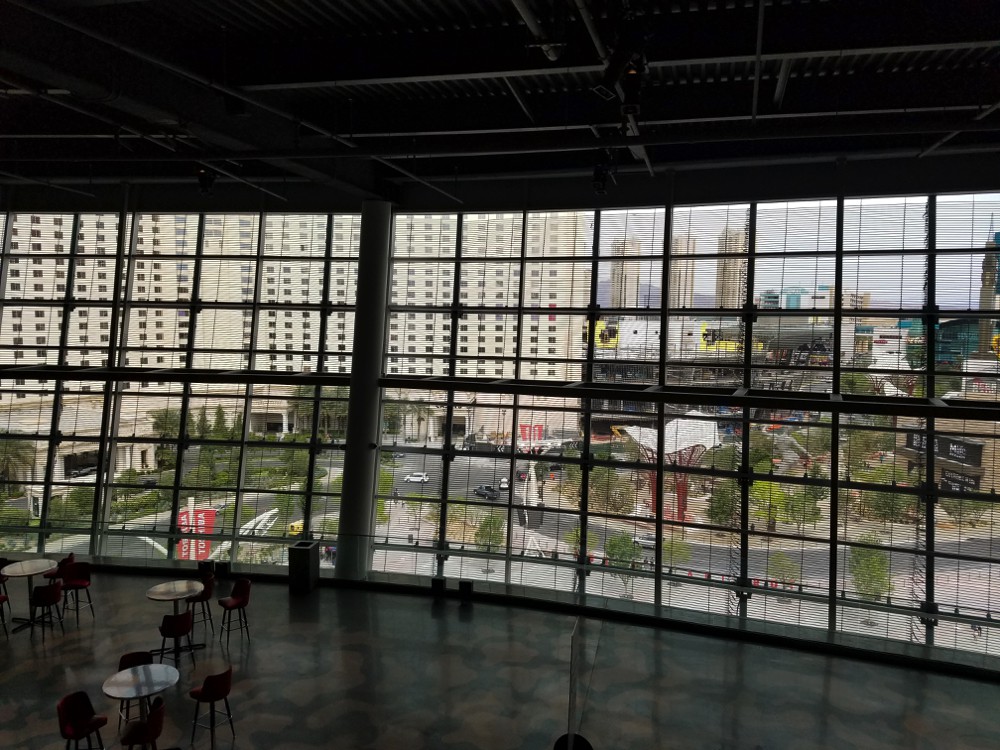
<box><xmin>7</xmin><ymin>0</ymin><xmax>464</xmax><ymax>204</ymax></box>
<box><xmin>773</xmin><ymin>58</ymin><xmax>792</xmax><ymax>109</ymax></box>
<box><xmin>0</xmin><ymin>168</ymin><xmax>95</xmax><ymax>197</ymax></box>
<box><xmin>240</xmin><ymin>40</ymin><xmax>1000</xmax><ymax>92</ymax></box>
<box><xmin>920</xmin><ymin>97</ymin><xmax>1000</xmax><ymax>157</ymax></box>
<box><xmin>11</xmin><ymin>117</ymin><xmax>998</xmax><ymax>164</ymax></box>
<box><xmin>503</xmin><ymin>79</ymin><xmax>536</xmax><ymax>124</ymax></box>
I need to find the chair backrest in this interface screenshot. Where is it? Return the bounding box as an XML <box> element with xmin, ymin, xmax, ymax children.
<box><xmin>231</xmin><ymin>578</ymin><xmax>251</xmax><ymax>605</ymax></box>
<box><xmin>159</xmin><ymin>609</ymin><xmax>193</xmax><ymax>637</ymax></box>
<box><xmin>201</xmin><ymin>573</ymin><xmax>215</xmax><ymax>597</ymax></box>
<box><xmin>118</xmin><ymin>650</ymin><xmax>154</xmax><ymax>671</ymax></box>
<box><xmin>145</xmin><ymin>696</ymin><xmax>166</xmax><ymax>740</ymax></box>
<box><xmin>57</xmin><ymin>691</ymin><xmax>96</xmax><ymax>738</ymax></box>
<box><xmin>199</xmin><ymin>666</ymin><xmax>233</xmax><ymax>702</ymax></box>
<box><xmin>32</xmin><ymin>580</ymin><xmax>62</xmax><ymax>606</ymax></box>
<box><xmin>62</xmin><ymin>561</ymin><xmax>91</xmax><ymax>584</ymax></box>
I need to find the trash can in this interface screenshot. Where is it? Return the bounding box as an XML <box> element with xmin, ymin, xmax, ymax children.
<box><xmin>288</xmin><ymin>540</ymin><xmax>319</xmax><ymax>595</ymax></box>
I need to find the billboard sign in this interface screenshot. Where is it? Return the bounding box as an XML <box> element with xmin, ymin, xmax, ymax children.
<box><xmin>905</xmin><ymin>432</ymin><xmax>984</xmax><ymax>467</ymax></box>
<box><xmin>177</xmin><ymin>508</ymin><xmax>218</xmax><ymax>561</ymax></box>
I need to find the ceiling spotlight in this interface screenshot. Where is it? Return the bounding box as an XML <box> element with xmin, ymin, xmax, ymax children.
<box><xmin>197</xmin><ymin>168</ymin><xmax>216</xmax><ymax>196</ymax></box>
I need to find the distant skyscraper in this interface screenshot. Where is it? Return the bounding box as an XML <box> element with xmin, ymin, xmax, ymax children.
<box><xmin>669</xmin><ymin>235</ymin><xmax>696</xmax><ymax>309</ymax></box>
<box><xmin>715</xmin><ymin>228</ymin><xmax>746</xmax><ymax>309</ymax></box>
<box><xmin>609</xmin><ymin>237</ymin><xmax>643</xmax><ymax>309</ymax></box>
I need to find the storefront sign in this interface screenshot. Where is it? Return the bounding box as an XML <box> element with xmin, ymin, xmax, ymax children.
<box><xmin>905</xmin><ymin>433</ymin><xmax>984</xmax><ymax>467</ymax></box>
<box><xmin>939</xmin><ymin>470</ymin><xmax>981</xmax><ymax>493</ymax></box>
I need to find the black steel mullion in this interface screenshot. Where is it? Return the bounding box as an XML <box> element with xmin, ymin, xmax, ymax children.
<box><xmin>436</xmin><ymin>213</ymin><xmax>461</xmax><ymax>575</ymax></box>
<box><xmin>923</xmin><ymin>195</ymin><xmax>938</xmax><ymax>644</ymax></box>
<box><xmin>577</xmin><ymin>211</ymin><xmax>601</xmax><ymax>596</ymax></box>
<box><xmin>91</xmin><ymin>198</ymin><xmax>132</xmax><ymax>553</ymax></box>
<box><xmin>653</xmin><ymin>185</ymin><xmax>673</xmax><ymax>605</ymax></box>
<box><xmin>300</xmin><ymin>213</ymin><xmax>336</xmax><ymax>536</ymax></box>
<box><xmin>167</xmin><ymin>214</ymin><xmax>205</xmax><ymax>561</ymax></box>
<box><xmin>829</xmin><ymin>192</ymin><xmax>845</xmax><ymax>632</ymax></box>
<box><xmin>504</xmin><ymin>211</ymin><xmax>529</xmax><ymax>578</ymax></box>
<box><xmin>37</xmin><ymin>214</ymin><xmax>79</xmax><ymax>551</ymax></box>
<box><xmin>737</xmin><ymin>204</ymin><xmax>757</xmax><ymax>617</ymax></box>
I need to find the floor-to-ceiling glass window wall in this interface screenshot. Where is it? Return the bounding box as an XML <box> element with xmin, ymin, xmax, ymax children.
<box><xmin>2</xmin><ymin>194</ymin><xmax>1000</xmax><ymax>659</ymax></box>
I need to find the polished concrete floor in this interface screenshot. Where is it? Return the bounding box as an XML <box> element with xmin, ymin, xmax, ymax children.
<box><xmin>1</xmin><ymin>571</ymin><xmax>998</xmax><ymax>749</ymax></box>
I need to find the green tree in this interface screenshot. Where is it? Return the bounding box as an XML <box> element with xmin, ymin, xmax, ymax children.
<box><xmin>212</xmin><ymin>406</ymin><xmax>228</xmax><ymax>438</ymax></box>
<box><xmin>856</xmin><ymin>463</ymin><xmax>918</xmax><ymax>524</ymax></box>
<box><xmin>786</xmin><ymin>467</ymin><xmax>826</xmax><ymax>532</ymax></box>
<box><xmin>940</xmin><ymin>497</ymin><xmax>991</xmax><ymax>528</ymax></box>
<box><xmin>229</xmin><ymin>412</ymin><xmax>245</xmax><ymax>440</ymax></box>
<box><xmin>766</xmin><ymin>550</ymin><xmax>801</xmax><ymax>590</ymax></box>
<box><xmin>195</xmin><ymin>406</ymin><xmax>210</xmax><ymax>439</ymax></box>
<box><xmin>0</xmin><ymin>435</ymin><xmax>35</xmax><ymax>498</ymax></box>
<box><xmin>564</xmin><ymin>526</ymin><xmax>589</xmax><ymax>556</ymax></box>
<box><xmin>604</xmin><ymin>531</ymin><xmax>642</xmax><ymax>594</ymax></box>
<box><xmin>382</xmin><ymin>402</ymin><xmax>402</xmax><ymax>436</ymax></box>
<box><xmin>750</xmin><ymin>479</ymin><xmax>789</xmax><ymax>525</ymax></box>
<box><xmin>149</xmin><ymin>408</ymin><xmax>183</xmax><ymax>439</ymax></box>
<box><xmin>474</xmin><ymin>511</ymin><xmax>506</xmax><ymax>554</ymax></box>
<box><xmin>557</xmin><ymin>450</ymin><xmax>582</xmax><ymax>500</ymax></box>
<box><xmin>849</xmin><ymin>531</ymin><xmax>892</xmax><ymax>602</ymax></box>
<box><xmin>707</xmin><ymin>478</ymin><xmax>740</xmax><ymax>527</ymax></box>
<box><xmin>115</xmin><ymin>468</ymin><xmax>141</xmax><ymax>503</ymax></box>
<box><xmin>840</xmin><ymin>371</ymin><xmax>876</xmax><ymax>396</ymax></box>
<box><xmin>587</xmin><ymin>465</ymin><xmax>634</xmax><ymax>515</ymax></box>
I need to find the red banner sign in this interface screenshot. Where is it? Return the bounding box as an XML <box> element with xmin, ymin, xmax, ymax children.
<box><xmin>177</xmin><ymin>508</ymin><xmax>217</xmax><ymax>561</ymax></box>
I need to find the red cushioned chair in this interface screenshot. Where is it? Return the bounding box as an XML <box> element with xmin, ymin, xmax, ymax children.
<box><xmin>117</xmin><ymin>651</ymin><xmax>154</xmax><ymax>730</ymax></box>
<box><xmin>186</xmin><ymin>573</ymin><xmax>214</xmax><ymax>633</ymax></box>
<box><xmin>57</xmin><ymin>690</ymin><xmax>108</xmax><ymax>750</ymax></box>
<box><xmin>120</xmin><ymin>695</ymin><xmax>165</xmax><ymax>750</ymax></box>
<box><xmin>189</xmin><ymin>666</ymin><xmax>234</xmax><ymax>749</ymax></box>
<box><xmin>217</xmin><ymin>578</ymin><xmax>251</xmax><ymax>647</ymax></box>
<box><xmin>61</xmin><ymin>561</ymin><xmax>94</xmax><ymax>625</ymax></box>
<box><xmin>30</xmin><ymin>580</ymin><xmax>64</xmax><ymax>642</ymax></box>
<box><xmin>45</xmin><ymin>552</ymin><xmax>75</xmax><ymax>581</ymax></box>
<box><xmin>157</xmin><ymin>610</ymin><xmax>195</xmax><ymax>666</ymax></box>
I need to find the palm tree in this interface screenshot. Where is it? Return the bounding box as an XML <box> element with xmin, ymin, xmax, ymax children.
<box><xmin>0</xmin><ymin>435</ymin><xmax>35</xmax><ymax>498</ymax></box>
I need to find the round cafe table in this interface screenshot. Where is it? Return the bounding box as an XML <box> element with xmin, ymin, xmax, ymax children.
<box><xmin>146</xmin><ymin>579</ymin><xmax>204</xmax><ymax>615</ymax></box>
<box><xmin>1</xmin><ymin>558</ymin><xmax>57</xmax><ymax>633</ymax></box>
<box><xmin>103</xmin><ymin>663</ymin><xmax>179</xmax><ymax>722</ymax></box>
<box><xmin>147</xmin><ymin>579</ymin><xmax>205</xmax><ymax>662</ymax></box>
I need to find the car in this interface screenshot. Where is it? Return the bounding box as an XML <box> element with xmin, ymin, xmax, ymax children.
<box><xmin>392</xmin><ymin>452</ymin><xmax>405</xmax><ymax>459</ymax></box>
<box><xmin>633</xmin><ymin>532</ymin><xmax>656</xmax><ymax>550</ymax></box>
<box><xmin>69</xmin><ymin>466</ymin><xmax>97</xmax><ymax>478</ymax></box>
<box><xmin>473</xmin><ymin>485</ymin><xmax>500</xmax><ymax>500</ymax></box>
<box><xmin>137</xmin><ymin>475</ymin><xmax>158</xmax><ymax>487</ymax></box>
<box><xmin>403</xmin><ymin>472</ymin><xmax>429</xmax><ymax>483</ymax></box>
<box><xmin>499</xmin><ymin>477</ymin><xmax>509</xmax><ymax>490</ymax></box>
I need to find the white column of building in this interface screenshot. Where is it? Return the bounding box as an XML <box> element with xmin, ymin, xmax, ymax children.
<box><xmin>335</xmin><ymin>201</ymin><xmax>392</xmax><ymax>580</ymax></box>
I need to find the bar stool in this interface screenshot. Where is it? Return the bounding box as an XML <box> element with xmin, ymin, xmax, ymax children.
<box><xmin>189</xmin><ymin>666</ymin><xmax>234</xmax><ymax>749</ymax></box>
<box><xmin>157</xmin><ymin>610</ymin><xmax>195</xmax><ymax>666</ymax></box>
<box><xmin>56</xmin><ymin>690</ymin><xmax>108</xmax><ymax>750</ymax></box>
<box><xmin>217</xmin><ymin>578</ymin><xmax>251</xmax><ymax>647</ymax></box>
<box><xmin>120</xmin><ymin>696</ymin><xmax>165</xmax><ymax>750</ymax></box>
<box><xmin>30</xmin><ymin>580</ymin><xmax>64</xmax><ymax>642</ymax></box>
<box><xmin>61</xmin><ymin>561</ymin><xmax>94</xmax><ymax>625</ymax></box>
<box><xmin>186</xmin><ymin>573</ymin><xmax>215</xmax><ymax>633</ymax></box>
<box><xmin>116</xmin><ymin>651</ymin><xmax>154</xmax><ymax>730</ymax></box>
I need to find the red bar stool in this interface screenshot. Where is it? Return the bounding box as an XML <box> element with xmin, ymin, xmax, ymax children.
<box><xmin>186</xmin><ymin>573</ymin><xmax>215</xmax><ymax>633</ymax></box>
<box><xmin>30</xmin><ymin>580</ymin><xmax>64</xmax><ymax>642</ymax></box>
<box><xmin>120</xmin><ymin>696</ymin><xmax>165</xmax><ymax>750</ymax></box>
<box><xmin>157</xmin><ymin>610</ymin><xmax>195</xmax><ymax>666</ymax></box>
<box><xmin>56</xmin><ymin>690</ymin><xmax>108</xmax><ymax>750</ymax></box>
<box><xmin>61</xmin><ymin>561</ymin><xmax>94</xmax><ymax>625</ymax></box>
<box><xmin>116</xmin><ymin>651</ymin><xmax>154</xmax><ymax>730</ymax></box>
<box><xmin>189</xmin><ymin>666</ymin><xmax>234</xmax><ymax>749</ymax></box>
<box><xmin>217</xmin><ymin>578</ymin><xmax>251</xmax><ymax>647</ymax></box>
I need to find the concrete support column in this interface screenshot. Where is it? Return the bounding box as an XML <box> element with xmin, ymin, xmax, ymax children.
<box><xmin>335</xmin><ymin>200</ymin><xmax>392</xmax><ymax>580</ymax></box>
